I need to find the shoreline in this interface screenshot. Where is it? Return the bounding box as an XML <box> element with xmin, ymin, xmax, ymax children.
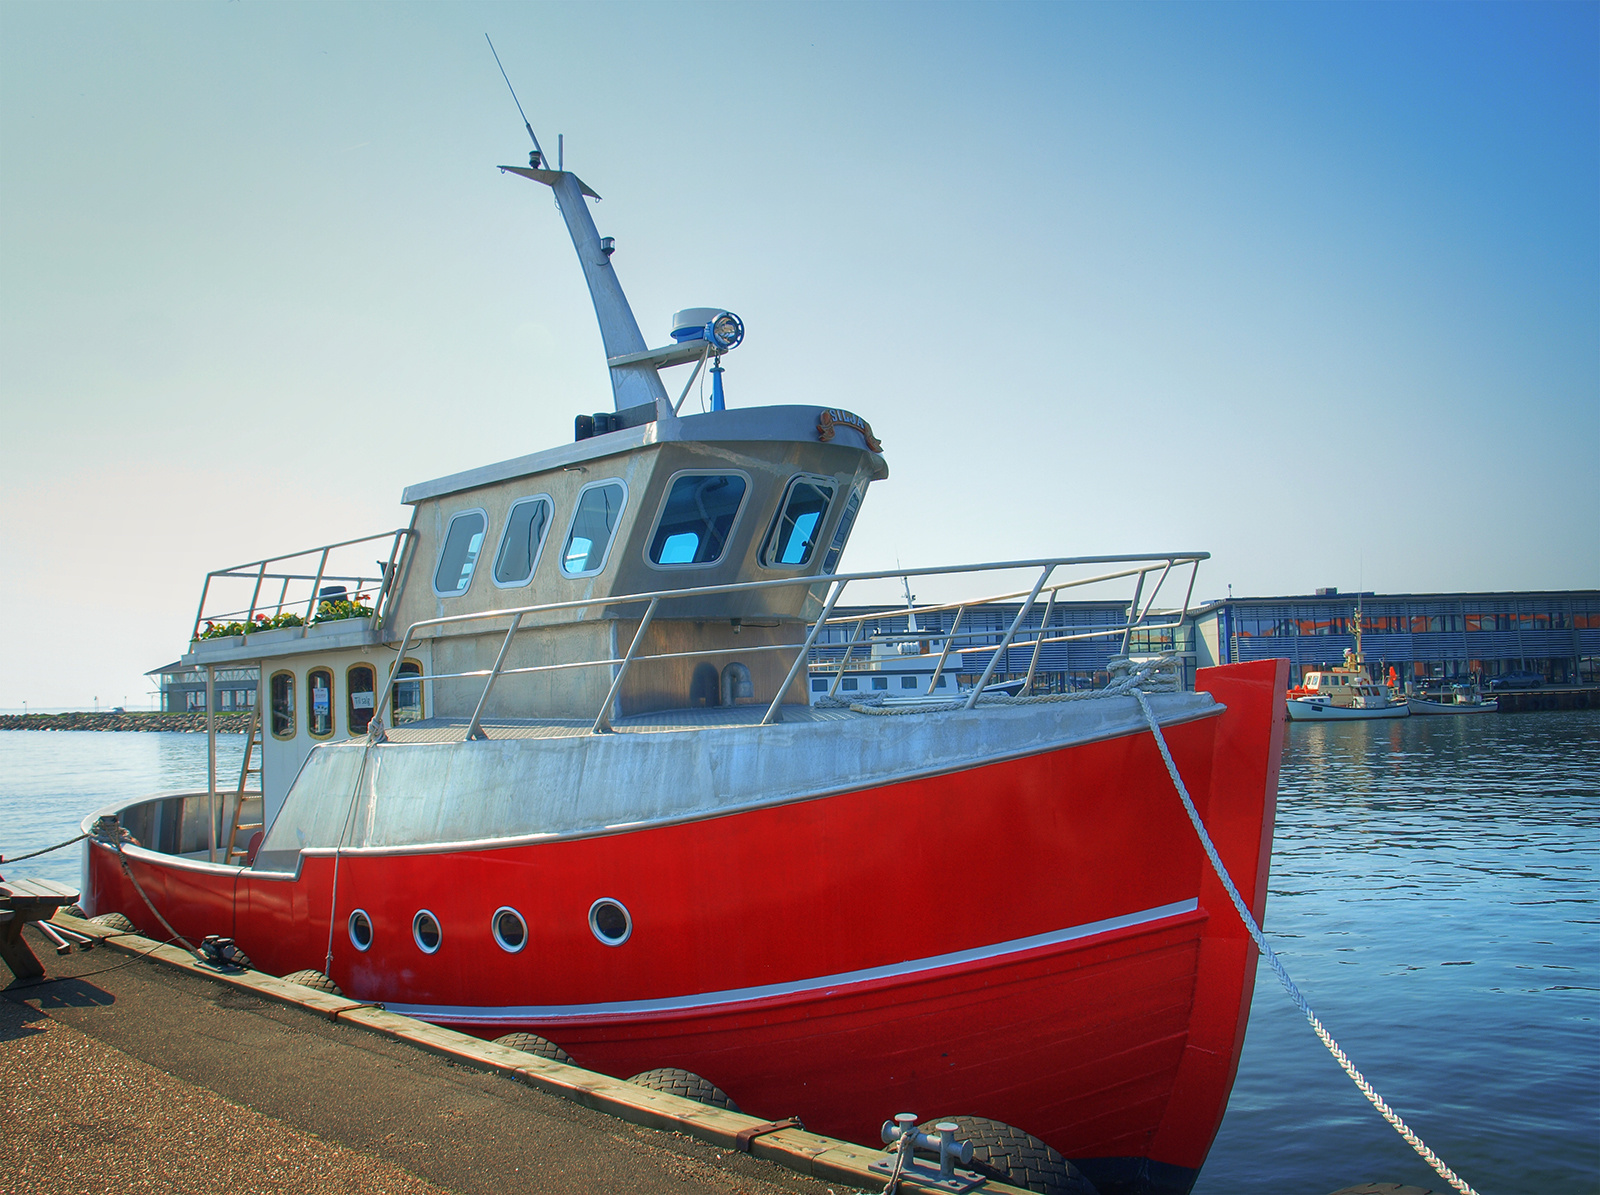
<box><xmin>0</xmin><ymin>712</ymin><xmax>252</xmax><ymax>733</ymax></box>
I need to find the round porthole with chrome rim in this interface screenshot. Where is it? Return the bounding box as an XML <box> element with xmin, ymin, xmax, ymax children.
<box><xmin>348</xmin><ymin>908</ymin><xmax>373</xmax><ymax>952</ymax></box>
<box><xmin>588</xmin><ymin>898</ymin><xmax>631</xmax><ymax>946</ymax></box>
<box><xmin>492</xmin><ymin>906</ymin><xmax>527</xmax><ymax>953</ymax></box>
<box><xmin>413</xmin><ymin>909</ymin><xmax>442</xmax><ymax>954</ymax></box>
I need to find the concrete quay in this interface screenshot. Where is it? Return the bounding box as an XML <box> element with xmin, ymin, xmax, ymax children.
<box><xmin>1</xmin><ymin>918</ymin><xmax>920</xmax><ymax>1195</ymax></box>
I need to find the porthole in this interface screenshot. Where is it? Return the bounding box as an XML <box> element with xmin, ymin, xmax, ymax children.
<box><xmin>492</xmin><ymin>906</ymin><xmax>527</xmax><ymax>954</ymax></box>
<box><xmin>413</xmin><ymin>909</ymin><xmax>442</xmax><ymax>954</ymax></box>
<box><xmin>347</xmin><ymin>908</ymin><xmax>373</xmax><ymax>952</ymax></box>
<box><xmin>588</xmin><ymin>898</ymin><xmax>632</xmax><ymax>947</ymax></box>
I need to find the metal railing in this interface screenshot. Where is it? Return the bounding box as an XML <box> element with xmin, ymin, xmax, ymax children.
<box><xmin>191</xmin><ymin>528</ymin><xmax>415</xmax><ymax>643</ymax></box>
<box><xmin>370</xmin><ymin>552</ymin><xmax>1206</xmax><ymax>741</ymax></box>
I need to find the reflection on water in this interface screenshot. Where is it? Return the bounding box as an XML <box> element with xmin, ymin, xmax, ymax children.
<box><xmin>1197</xmin><ymin>711</ymin><xmax>1599</xmax><ymax>1194</ymax></box>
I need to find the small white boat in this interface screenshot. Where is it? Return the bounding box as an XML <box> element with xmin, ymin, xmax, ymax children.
<box><xmin>1286</xmin><ymin>685</ymin><xmax>1410</xmax><ymax>720</ymax></box>
<box><xmin>1285</xmin><ymin>601</ymin><xmax>1409</xmax><ymax>721</ymax></box>
<box><xmin>1407</xmin><ymin>683</ymin><xmax>1498</xmax><ymax>715</ymax></box>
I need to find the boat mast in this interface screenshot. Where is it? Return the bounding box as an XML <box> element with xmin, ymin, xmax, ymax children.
<box><xmin>487</xmin><ymin>39</ymin><xmax>669</xmax><ymax>416</ymax></box>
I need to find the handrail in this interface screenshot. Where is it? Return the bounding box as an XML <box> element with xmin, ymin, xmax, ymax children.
<box><xmin>367</xmin><ymin>551</ymin><xmax>1207</xmax><ymax>740</ymax></box>
<box><xmin>191</xmin><ymin>528</ymin><xmax>415</xmax><ymax>641</ymax></box>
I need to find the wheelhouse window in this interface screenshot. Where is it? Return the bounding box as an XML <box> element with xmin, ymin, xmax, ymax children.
<box><xmin>269</xmin><ymin>671</ymin><xmax>295</xmax><ymax>739</ymax></box>
<box><xmin>647</xmin><ymin>473</ymin><xmax>748</xmax><ymax>567</ymax></box>
<box><xmin>307</xmin><ymin>668</ymin><xmax>334</xmax><ymax>739</ymax></box>
<box><xmin>393</xmin><ymin>659</ymin><xmax>425</xmax><ymax>723</ymax></box>
<box><xmin>762</xmin><ymin>476</ymin><xmax>836</xmax><ymax>568</ymax></box>
<box><xmin>561</xmin><ymin>481</ymin><xmax>627</xmax><ymax>577</ymax></box>
<box><xmin>433</xmin><ymin>509</ymin><xmax>487</xmax><ymax>596</ymax></box>
<box><xmin>821</xmin><ymin>486</ymin><xmax>863</xmax><ymax>574</ymax></box>
<box><xmin>347</xmin><ymin>664</ymin><xmax>376</xmax><ymax>735</ymax></box>
<box><xmin>493</xmin><ymin>496</ymin><xmax>553</xmax><ymax>587</ymax></box>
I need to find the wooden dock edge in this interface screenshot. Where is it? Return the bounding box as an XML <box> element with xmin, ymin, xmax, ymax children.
<box><xmin>46</xmin><ymin>912</ymin><xmax>1029</xmax><ymax>1195</ymax></box>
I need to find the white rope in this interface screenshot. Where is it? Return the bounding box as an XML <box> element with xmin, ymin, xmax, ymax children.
<box><xmin>1130</xmin><ymin>687</ymin><xmax>1480</xmax><ymax>1195</ymax></box>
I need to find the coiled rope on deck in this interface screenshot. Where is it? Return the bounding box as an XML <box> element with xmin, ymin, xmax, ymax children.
<box><xmin>1129</xmin><ymin>682</ymin><xmax>1480</xmax><ymax>1195</ymax></box>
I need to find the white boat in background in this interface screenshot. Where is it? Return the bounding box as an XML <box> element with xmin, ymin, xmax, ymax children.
<box><xmin>1284</xmin><ymin>603</ymin><xmax>1410</xmax><ymax>722</ymax></box>
<box><xmin>1286</xmin><ymin>683</ymin><xmax>1409</xmax><ymax>721</ymax></box>
<box><xmin>1407</xmin><ymin>682</ymin><xmax>1498</xmax><ymax>715</ymax></box>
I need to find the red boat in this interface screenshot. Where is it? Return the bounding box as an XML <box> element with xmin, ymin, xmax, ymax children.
<box><xmin>80</xmin><ymin>145</ymin><xmax>1286</xmax><ymax>1195</ymax></box>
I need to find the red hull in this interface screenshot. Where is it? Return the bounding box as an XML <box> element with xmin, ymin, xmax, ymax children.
<box><xmin>85</xmin><ymin>660</ymin><xmax>1287</xmax><ymax>1194</ymax></box>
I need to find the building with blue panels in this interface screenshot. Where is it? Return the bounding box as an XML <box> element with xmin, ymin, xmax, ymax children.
<box><xmin>811</xmin><ymin>588</ymin><xmax>1600</xmax><ymax>694</ymax></box>
<box><xmin>1191</xmin><ymin>589</ymin><xmax>1600</xmax><ymax>686</ymax></box>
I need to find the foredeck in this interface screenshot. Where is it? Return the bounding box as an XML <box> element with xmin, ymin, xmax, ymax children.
<box><xmin>381</xmin><ymin>703</ymin><xmax>859</xmax><ymax>743</ymax></box>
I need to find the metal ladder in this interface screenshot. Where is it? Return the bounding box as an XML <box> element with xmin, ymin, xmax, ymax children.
<box><xmin>225</xmin><ymin>704</ymin><xmax>264</xmax><ymax>863</ymax></box>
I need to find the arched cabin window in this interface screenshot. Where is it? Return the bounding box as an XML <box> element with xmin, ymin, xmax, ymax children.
<box><xmin>393</xmin><ymin>659</ymin><xmax>425</xmax><ymax>723</ymax></box>
<box><xmin>269</xmin><ymin>671</ymin><xmax>296</xmax><ymax>740</ymax></box>
<box><xmin>347</xmin><ymin>664</ymin><xmax>376</xmax><ymax>735</ymax></box>
<box><xmin>307</xmin><ymin>668</ymin><xmax>334</xmax><ymax>739</ymax></box>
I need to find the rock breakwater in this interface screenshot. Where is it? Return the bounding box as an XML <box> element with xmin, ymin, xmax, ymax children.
<box><xmin>0</xmin><ymin>712</ymin><xmax>253</xmax><ymax>733</ymax></box>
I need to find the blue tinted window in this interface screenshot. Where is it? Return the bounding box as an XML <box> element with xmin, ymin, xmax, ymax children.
<box><xmin>562</xmin><ymin>482</ymin><xmax>627</xmax><ymax>576</ymax></box>
<box><xmin>434</xmin><ymin>510</ymin><xmax>487</xmax><ymax>596</ymax></box>
<box><xmin>764</xmin><ymin>477</ymin><xmax>835</xmax><ymax>568</ymax></box>
<box><xmin>649</xmin><ymin>474</ymin><xmax>747</xmax><ymax>566</ymax></box>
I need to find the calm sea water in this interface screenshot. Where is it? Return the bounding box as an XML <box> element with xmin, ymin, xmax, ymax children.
<box><xmin>2</xmin><ymin>716</ymin><xmax>1596</xmax><ymax>1192</ymax></box>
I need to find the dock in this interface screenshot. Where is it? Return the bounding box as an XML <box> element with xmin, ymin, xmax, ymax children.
<box><xmin>2</xmin><ymin>914</ymin><xmax>1021</xmax><ymax>1195</ymax></box>
<box><xmin>1485</xmin><ymin>684</ymin><xmax>1598</xmax><ymax>712</ymax></box>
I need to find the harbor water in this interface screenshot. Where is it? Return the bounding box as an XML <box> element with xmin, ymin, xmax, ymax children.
<box><xmin>2</xmin><ymin>713</ymin><xmax>1596</xmax><ymax>1192</ymax></box>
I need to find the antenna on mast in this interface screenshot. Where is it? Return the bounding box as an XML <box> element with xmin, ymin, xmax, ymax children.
<box><xmin>485</xmin><ymin>34</ymin><xmax>546</xmax><ymax>169</ymax></box>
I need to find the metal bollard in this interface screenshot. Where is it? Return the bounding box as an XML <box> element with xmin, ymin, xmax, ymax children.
<box><xmin>880</xmin><ymin>1113</ymin><xmax>974</xmax><ymax>1178</ymax></box>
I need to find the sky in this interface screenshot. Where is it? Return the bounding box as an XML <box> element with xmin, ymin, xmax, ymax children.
<box><xmin>1</xmin><ymin>1</ymin><xmax>1596</xmax><ymax>709</ymax></box>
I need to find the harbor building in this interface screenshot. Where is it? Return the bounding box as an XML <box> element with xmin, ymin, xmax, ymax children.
<box><xmin>1191</xmin><ymin>589</ymin><xmax>1600</xmax><ymax>686</ymax></box>
<box><xmin>147</xmin><ymin>662</ymin><xmax>260</xmax><ymax>713</ymax></box>
<box><xmin>809</xmin><ymin>587</ymin><xmax>1600</xmax><ymax>695</ymax></box>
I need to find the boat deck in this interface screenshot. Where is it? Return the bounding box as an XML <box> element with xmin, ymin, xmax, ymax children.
<box><xmin>382</xmin><ymin>702</ymin><xmax>868</xmax><ymax>743</ymax></box>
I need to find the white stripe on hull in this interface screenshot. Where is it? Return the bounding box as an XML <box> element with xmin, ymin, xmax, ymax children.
<box><xmin>387</xmin><ymin>897</ymin><xmax>1201</xmax><ymax>1024</ymax></box>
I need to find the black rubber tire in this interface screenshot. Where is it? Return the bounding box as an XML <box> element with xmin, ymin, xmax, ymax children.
<box><xmin>491</xmin><ymin>1032</ymin><xmax>572</xmax><ymax>1064</ymax></box>
<box><xmin>281</xmin><ymin>969</ymin><xmax>344</xmax><ymax>996</ymax></box>
<box><xmin>626</xmin><ymin>1067</ymin><xmax>741</xmax><ymax>1113</ymax></box>
<box><xmin>88</xmin><ymin>912</ymin><xmax>136</xmax><ymax>933</ymax></box>
<box><xmin>916</xmin><ymin>1117</ymin><xmax>1099</xmax><ymax>1195</ymax></box>
<box><xmin>61</xmin><ymin>904</ymin><xmax>87</xmax><ymax>919</ymax></box>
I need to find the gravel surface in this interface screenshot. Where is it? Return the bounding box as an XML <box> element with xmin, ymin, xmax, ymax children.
<box><xmin>0</xmin><ymin>998</ymin><xmax>454</xmax><ymax>1195</ymax></box>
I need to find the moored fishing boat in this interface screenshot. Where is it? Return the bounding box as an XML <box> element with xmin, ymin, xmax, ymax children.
<box><xmin>1406</xmin><ymin>682</ymin><xmax>1498</xmax><ymax>715</ymax></box>
<box><xmin>76</xmin><ymin>134</ymin><xmax>1288</xmax><ymax>1195</ymax></box>
<box><xmin>1284</xmin><ymin>604</ymin><xmax>1409</xmax><ymax>722</ymax></box>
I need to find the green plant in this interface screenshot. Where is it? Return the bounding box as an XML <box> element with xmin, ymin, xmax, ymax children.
<box><xmin>195</xmin><ymin>611</ymin><xmax>305</xmax><ymax>640</ymax></box>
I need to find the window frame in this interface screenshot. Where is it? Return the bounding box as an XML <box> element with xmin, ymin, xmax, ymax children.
<box><xmin>642</xmin><ymin>469</ymin><xmax>753</xmax><ymax>572</ymax></box>
<box><xmin>392</xmin><ymin>657</ymin><xmax>425</xmax><ymax>724</ymax></box>
<box><xmin>559</xmin><ymin>479</ymin><xmax>629</xmax><ymax>579</ymax></box>
<box><xmin>269</xmin><ymin>670</ymin><xmax>296</xmax><ymax>740</ymax></box>
<box><xmin>821</xmin><ymin>485</ymin><xmax>864</xmax><ymax>574</ymax></box>
<box><xmin>431</xmin><ymin>507</ymin><xmax>490</xmax><ymax>598</ymax></box>
<box><xmin>490</xmin><ymin>494</ymin><xmax>556</xmax><ymax>589</ymax></box>
<box><xmin>346</xmin><ymin>663</ymin><xmax>377</xmax><ymax>736</ymax></box>
<box><xmin>760</xmin><ymin>473</ymin><xmax>838</xmax><ymax>571</ymax></box>
<box><xmin>307</xmin><ymin>667</ymin><xmax>336</xmax><ymax>740</ymax></box>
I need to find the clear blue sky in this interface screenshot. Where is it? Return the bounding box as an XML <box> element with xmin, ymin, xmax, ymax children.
<box><xmin>2</xmin><ymin>1</ymin><xmax>1595</xmax><ymax>708</ymax></box>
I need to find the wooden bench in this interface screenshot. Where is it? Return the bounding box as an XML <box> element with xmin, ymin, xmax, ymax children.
<box><xmin>0</xmin><ymin>877</ymin><xmax>81</xmax><ymax>982</ymax></box>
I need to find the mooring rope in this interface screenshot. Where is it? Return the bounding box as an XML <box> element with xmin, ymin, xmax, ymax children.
<box><xmin>0</xmin><ymin>831</ymin><xmax>88</xmax><ymax>864</ymax></box>
<box><xmin>1130</xmin><ymin>685</ymin><xmax>1480</xmax><ymax>1195</ymax></box>
<box><xmin>112</xmin><ymin>847</ymin><xmax>204</xmax><ymax>960</ymax></box>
